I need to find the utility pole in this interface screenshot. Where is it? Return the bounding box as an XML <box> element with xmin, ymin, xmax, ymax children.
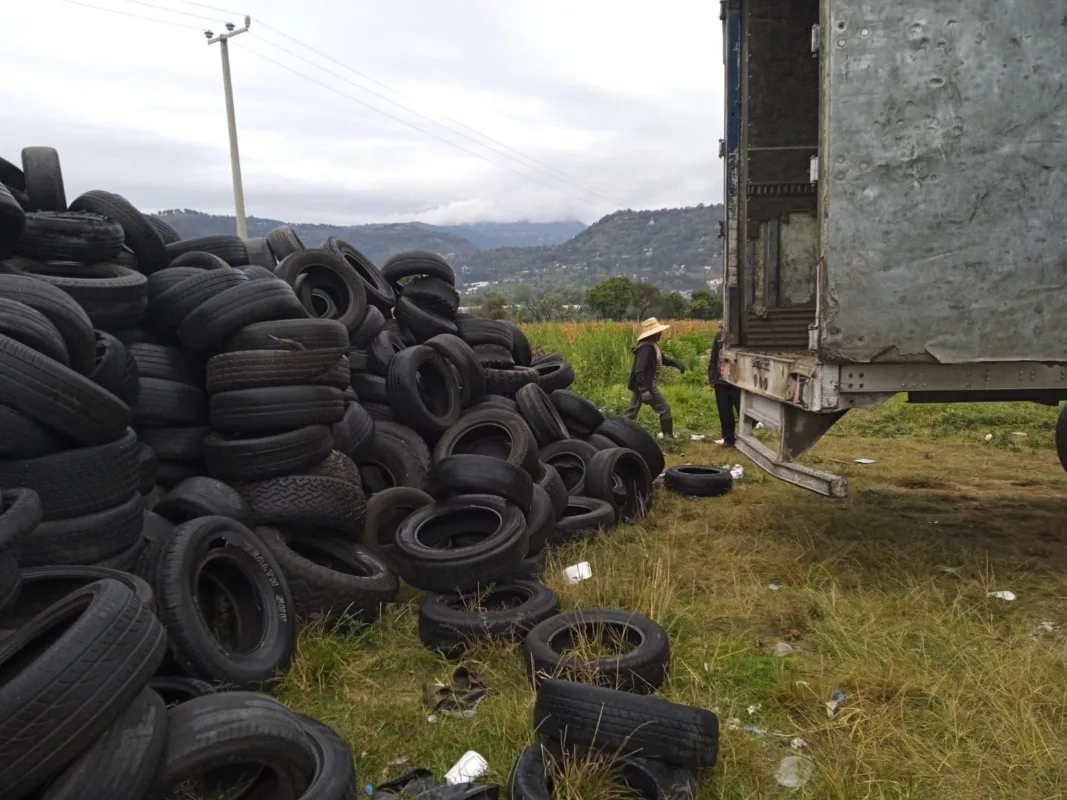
<box><xmin>206</xmin><ymin>16</ymin><xmax>251</xmax><ymax>239</ymax></box>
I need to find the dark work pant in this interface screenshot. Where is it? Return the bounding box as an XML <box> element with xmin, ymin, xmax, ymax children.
<box><xmin>625</xmin><ymin>385</ymin><xmax>672</xmax><ymax>429</ymax></box>
<box><xmin>714</xmin><ymin>383</ymin><xmax>740</xmax><ymax>444</ymax></box>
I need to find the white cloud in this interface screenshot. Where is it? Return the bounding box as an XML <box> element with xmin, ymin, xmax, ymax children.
<box><xmin>0</xmin><ymin>0</ymin><xmax>725</xmax><ymax>225</ymax></box>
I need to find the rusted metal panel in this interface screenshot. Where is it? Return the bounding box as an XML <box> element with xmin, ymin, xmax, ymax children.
<box><xmin>820</xmin><ymin>0</ymin><xmax>1067</xmax><ymax>364</ymax></box>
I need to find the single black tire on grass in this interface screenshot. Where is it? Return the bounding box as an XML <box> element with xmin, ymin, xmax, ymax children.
<box><xmin>21</xmin><ymin>146</ymin><xmax>66</xmax><ymax>211</ymax></box>
<box><xmin>550</xmin><ymin>496</ymin><xmax>615</xmax><ymax>545</ymax></box>
<box><xmin>360</xmin><ymin>485</ymin><xmax>434</xmax><ymax>560</ymax></box>
<box><xmin>237</xmin><ymin>474</ymin><xmax>366</xmax><ymax>539</ymax></box>
<box><xmin>0</xmin><ymin>426</ymin><xmax>140</xmax><ymax>520</ymax></box>
<box><xmin>146</xmin><ymin>692</ymin><xmax>317</xmax><ymax>798</ymax></box>
<box><xmin>153</xmin><ymin>476</ymin><xmax>255</xmax><ymax>528</ymax></box>
<box><xmin>586</xmin><ymin>447</ymin><xmax>654</xmax><ymax>522</ymax></box>
<box><xmin>259</xmin><ymin>527</ymin><xmax>399</xmax><ymax>625</ymax></box>
<box><xmin>39</xmin><ymin>687</ymin><xmax>168</xmax><ymax>800</ymax></box>
<box><xmin>69</xmin><ymin>189</ymin><xmax>168</xmax><ymax>274</ymax></box>
<box><xmin>393</xmin><ymin>495</ymin><xmax>529</xmax><ymax>592</ymax></box>
<box><xmin>663</xmin><ymin>465</ymin><xmax>734</xmax><ymax>498</ymax></box>
<box><xmin>0</xmin><ymin>579</ymin><xmax>166</xmax><ymax>798</ymax></box>
<box><xmin>419</xmin><ymin>579</ymin><xmax>560</xmax><ymax>658</ymax></box>
<box><xmin>596</xmin><ymin>416</ymin><xmax>666</xmax><ymax>477</ymax></box>
<box><xmin>152</xmin><ymin>517</ymin><xmax>297</xmax><ymax>689</ymax></box>
<box><xmin>533</xmin><ymin>679</ymin><xmax>719</xmax><ymax>769</ymax></box>
<box><xmin>210</xmin><ymin>385</ymin><xmax>346</xmax><ymax>433</ymax></box>
<box><xmin>524</xmin><ymin>608</ymin><xmax>670</xmax><ymax>693</ymax></box>
<box><xmin>508</xmin><ymin>740</ymin><xmax>699</xmax><ymax>800</ymax></box>
<box><xmin>433</xmin><ymin>406</ymin><xmax>539</xmax><ymax>476</ymax></box>
<box><xmin>0</xmin><ymin>273</ymin><xmax>97</xmax><ymax>375</ymax></box>
<box><xmin>204</xmin><ymin>425</ymin><xmax>334</xmax><ymax>482</ymax></box>
<box><xmin>427</xmin><ymin>453</ymin><xmax>534</xmax><ymax>513</ymax></box>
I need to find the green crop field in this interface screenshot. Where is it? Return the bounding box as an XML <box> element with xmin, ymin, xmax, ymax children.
<box><xmin>278</xmin><ymin>321</ymin><xmax>1067</xmax><ymax>799</ymax></box>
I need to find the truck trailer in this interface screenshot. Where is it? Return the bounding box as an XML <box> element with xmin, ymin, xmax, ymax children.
<box><xmin>716</xmin><ymin>0</ymin><xmax>1067</xmax><ymax>496</ymax></box>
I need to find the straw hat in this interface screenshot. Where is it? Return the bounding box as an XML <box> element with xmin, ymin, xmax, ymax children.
<box><xmin>637</xmin><ymin>317</ymin><xmax>671</xmax><ymax>340</ymax></box>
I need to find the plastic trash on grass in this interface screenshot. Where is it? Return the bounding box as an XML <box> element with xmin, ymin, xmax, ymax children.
<box><xmin>775</xmin><ymin>755</ymin><xmax>814</xmax><ymax>789</ymax></box>
<box><xmin>987</xmin><ymin>590</ymin><xmax>1016</xmax><ymax>601</ymax></box>
<box><xmin>445</xmin><ymin>751</ymin><xmax>489</xmax><ymax>785</ymax></box>
<box><xmin>563</xmin><ymin>561</ymin><xmax>592</xmax><ymax>584</ymax></box>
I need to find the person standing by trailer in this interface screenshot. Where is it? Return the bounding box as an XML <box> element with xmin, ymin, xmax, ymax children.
<box><xmin>626</xmin><ymin>317</ymin><xmax>686</xmax><ymax>438</ymax></box>
<box><xmin>709</xmin><ymin>328</ymin><xmax>740</xmax><ymax>447</ymax></box>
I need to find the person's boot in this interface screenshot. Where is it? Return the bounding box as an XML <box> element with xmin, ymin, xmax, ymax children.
<box><xmin>659</xmin><ymin>416</ymin><xmax>674</xmax><ymax>439</ymax></box>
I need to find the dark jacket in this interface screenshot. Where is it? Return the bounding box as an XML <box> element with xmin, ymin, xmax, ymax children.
<box><xmin>628</xmin><ymin>341</ymin><xmax>684</xmax><ymax>391</ymax></box>
<box><xmin>708</xmin><ymin>330</ymin><xmax>725</xmax><ymax>384</ymax></box>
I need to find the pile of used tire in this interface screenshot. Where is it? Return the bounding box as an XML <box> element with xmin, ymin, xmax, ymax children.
<box><xmin>0</xmin><ymin>145</ymin><xmax>715</xmax><ymax>797</ymax></box>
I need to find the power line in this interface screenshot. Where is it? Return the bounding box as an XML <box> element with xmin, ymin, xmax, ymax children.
<box><xmin>116</xmin><ymin>0</ymin><xmax>227</xmax><ymax>23</ymax></box>
<box><xmin>55</xmin><ymin>0</ymin><xmax>203</xmax><ymax>30</ymax></box>
<box><xmin>169</xmin><ymin>0</ymin><xmax>244</xmax><ymax>15</ymax></box>
<box><xmin>250</xmin><ymin>20</ymin><xmax>621</xmax><ymax>205</ymax></box>
<box><xmin>235</xmin><ymin>43</ymin><xmax>596</xmax><ymax>203</ymax></box>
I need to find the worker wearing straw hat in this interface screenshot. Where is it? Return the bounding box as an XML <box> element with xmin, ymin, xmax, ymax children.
<box><xmin>626</xmin><ymin>317</ymin><xmax>686</xmax><ymax>438</ymax></box>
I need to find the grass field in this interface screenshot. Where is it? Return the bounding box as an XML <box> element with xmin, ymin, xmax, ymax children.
<box><xmin>277</xmin><ymin>321</ymin><xmax>1067</xmax><ymax>798</ymax></box>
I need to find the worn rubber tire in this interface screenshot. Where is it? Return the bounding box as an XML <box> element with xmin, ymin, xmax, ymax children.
<box><xmin>153</xmin><ymin>476</ymin><xmax>254</xmax><ymax>527</ymax></box>
<box><xmin>266</xmin><ymin>224</ymin><xmax>305</xmax><ymax>260</ymax></box>
<box><xmin>434</xmin><ymin>405</ymin><xmax>539</xmax><ymax>476</ymax></box>
<box><xmin>587</xmin><ymin>433</ymin><xmax>616</xmax><ymax>451</ymax></box>
<box><xmin>146</xmin><ymin>676</ymin><xmax>216</xmax><ymax>706</ymax></box>
<box><xmin>349</xmin><ymin>303</ymin><xmax>385</xmax><ymax>348</ymax></box>
<box><xmin>354</xmin><ymin>427</ymin><xmax>428</xmax><ymax>492</ymax></box>
<box><xmin>277</xmin><ymin>248</ymin><xmax>368</xmax><ymax>332</ymax></box>
<box><xmin>152</xmin><ymin>518</ymin><xmax>297</xmax><ymax>689</ymax></box>
<box><xmin>596</xmin><ymin>416</ymin><xmax>666</xmax><ymax>478</ymax></box>
<box><xmin>0</xmin><ymin>273</ymin><xmax>96</xmax><ymax>375</ymax></box>
<box><xmin>400</xmin><ymin>275</ymin><xmax>459</xmax><ymax>315</ymax></box>
<box><xmin>222</xmin><ymin>316</ymin><xmax>349</xmax><ymax>353</ymax></box>
<box><xmin>501</xmin><ymin>320</ymin><xmax>533</xmax><ymax>366</ymax></box>
<box><xmin>206</xmin><ymin>348</ymin><xmax>349</xmax><ymax>393</ymax></box>
<box><xmin>516</xmin><ymin>383</ymin><xmax>570</xmax><ymax>446</ymax></box>
<box><xmin>550</xmin><ymin>495</ymin><xmax>616</xmax><ymax>545</ymax></box>
<box><xmin>419</xmin><ymin>579</ymin><xmax>559</xmax><ymax>658</ymax></box>
<box><xmin>394</xmin><ymin>295</ymin><xmax>458</xmax><ymax>341</ymax></box>
<box><xmin>381</xmin><ymin>250</ymin><xmax>455</xmax><ymax>292</ymax></box>
<box><xmin>324</xmin><ymin>236</ymin><xmax>395</xmax><ymax>310</ymax></box>
<box><xmin>147</xmin><ymin>215</ymin><xmax>181</xmax><ymax>244</ymax></box>
<box><xmin>69</xmin><ymin>189</ymin><xmax>168</xmax><ymax>274</ymax></box>
<box><xmin>6</xmin><ymin>566</ymin><xmax>154</xmax><ymax>630</ymax></box>
<box><xmin>485</xmin><ymin>366</ymin><xmax>539</xmax><ymax>397</ymax></box>
<box><xmin>386</xmin><ymin>344</ymin><xmax>462</xmax><ymax>439</ymax></box>
<box><xmin>296</xmin><ymin>714</ymin><xmax>359</xmax><ymax>800</ymax></box>
<box><xmin>586</xmin><ymin>447</ymin><xmax>654</xmax><ymax>523</ymax></box>
<box><xmin>14</xmin><ymin>491</ymin><xmax>142</xmax><ymax>567</ymax></box>
<box><xmin>146</xmin><ymin>692</ymin><xmax>316</xmax><ymax>798</ymax></box>
<box><xmin>0</xmin><ymin>295</ymin><xmax>70</xmax><ymax>367</ymax></box>
<box><xmin>0</xmin><ymin>552</ymin><xmax>20</xmax><ymax>615</ymax></box>
<box><xmin>40</xmin><ymin>687</ymin><xmax>168</xmax><ymax>800</ymax></box>
<box><xmin>145</xmin><ymin>266</ymin><xmax>205</xmax><ymax>305</ymax></box>
<box><xmin>425</xmin><ymin>332</ymin><xmax>486</xmax><ymax>406</ymax></box>
<box><xmin>237</xmin><ymin>474</ymin><xmax>366</xmax><ymax>538</ymax></box>
<box><xmin>17</xmin><ymin>211</ymin><xmax>123</xmax><ymax>262</ymax></box>
<box><xmin>0</xmin><ymin>426</ymin><xmax>139</xmax><ymax>520</ymax></box>
<box><xmin>539</xmin><ymin>439</ymin><xmax>599</xmax><ymax>496</ymax></box>
<box><xmin>210</xmin><ymin>385</ymin><xmax>346</xmax><ymax>433</ymax></box>
<box><xmin>360</xmin><ymin>486</ymin><xmax>433</xmax><ymax>560</ymax></box>
<box><xmin>536</xmin><ymin>462</ymin><xmax>568</xmax><ymax>520</ymax></box>
<box><xmin>663</xmin><ymin>465</ymin><xmax>734</xmax><ymax>498</ymax></box>
<box><xmin>457</xmin><ymin>317</ymin><xmax>513</xmax><ymax>348</ymax></box>
<box><xmin>534</xmin><ymin>679</ymin><xmax>718</xmax><ymax>769</ymax></box>
<box><xmin>178</xmin><ymin>278</ymin><xmax>306</xmax><ymax>353</ymax></box>
<box><xmin>153</xmin><ymin>267</ymin><xmax>248</xmax><ymax>332</ymax></box>
<box><xmin>0</xmin><ymin>578</ymin><xmax>166</xmax><ymax>798</ymax></box>
<box><xmin>523</xmin><ymin>483</ymin><xmax>555</xmax><ymax>554</ymax></box>
<box><xmin>204</xmin><ymin>425</ymin><xmax>333</xmax><ymax>482</ymax></box>
<box><xmin>550</xmin><ymin>389</ymin><xmax>604</xmax><ymax>437</ymax></box>
<box><xmin>332</xmin><ymin>401</ymin><xmax>376</xmax><ymax>459</ymax></box>
<box><xmin>140</xmin><ymin>426</ymin><xmax>207</xmax><ymax>462</ymax></box>
<box><xmin>524</xmin><ymin>608</ymin><xmax>670</xmax><ymax>693</ymax></box>
<box><xmin>21</xmin><ymin>146</ymin><xmax>66</xmax><ymax>211</ymax></box>
<box><xmin>1055</xmin><ymin>404</ymin><xmax>1067</xmax><ymax>473</ymax></box>
<box><xmin>393</xmin><ymin>495</ymin><xmax>529</xmax><ymax>592</ymax></box>
<box><xmin>259</xmin><ymin>527</ymin><xmax>399</xmax><ymax>624</ymax></box>
<box><xmin>89</xmin><ymin>330</ymin><xmax>140</xmax><ymax>406</ymax></box>
<box><xmin>244</xmin><ymin>236</ymin><xmax>276</xmax><ymax>269</ymax></box>
<box><xmin>132</xmin><ymin>377</ymin><xmax>206</xmax><ymax>426</ymax></box>
<box><xmin>0</xmin><ymin>406</ymin><xmax>69</xmax><ymax>462</ymax></box>
<box><xmin>427</xmin><ymin>453</ymin><xmax>534</xmax><ymax>513</ymax></box>
<box><xmin>472</xmin><ymin>342</ymin><xmax>515</xmax><ymax>369</ymax></box>
<box><xmin>374</xmin><ymin>421</ymin><xmax>433</xmax><ymax>473</ymax></box>
<box><xmin>164</xmin><ymin>234</ymin><xmax>248</xmax><ymax>266</ymax></box>
<box><xmin>534</xmin><ymin>360</ymin><xmax>575</xmax><ymax>393</ymax></box>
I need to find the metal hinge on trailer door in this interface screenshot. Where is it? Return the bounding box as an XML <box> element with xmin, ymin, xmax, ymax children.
<box><xmin>811</xmin><ymin>24</ymin><xmax>820</xmax><ymax>55</ymax></box>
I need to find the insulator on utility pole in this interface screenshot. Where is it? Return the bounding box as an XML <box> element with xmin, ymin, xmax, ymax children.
<box><xmin>206</xmin><ymin>16</ymin><xmax>251</xmax><ymax>239</ymax></box>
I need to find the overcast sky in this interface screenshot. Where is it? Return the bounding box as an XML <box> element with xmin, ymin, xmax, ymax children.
<box><xmin>1</xmin><ymin>0</ymin><xmax>724</xmax><ymax>225</ymax></box>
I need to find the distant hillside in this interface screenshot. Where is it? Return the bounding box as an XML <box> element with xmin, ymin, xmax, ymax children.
<box><xmin>454</xmin><ymin>205</ymin><xmax>724</xmax><ymax>293</ymax></box>
<box><xmin>426</xmin><ymin>220</ymin><xmax>587</xmax><ymax>249</ymax></box>
<box><xmin>155</xmin><ymin>206</ymin><xmax>721</xmax><ymax>293</ymax></box>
